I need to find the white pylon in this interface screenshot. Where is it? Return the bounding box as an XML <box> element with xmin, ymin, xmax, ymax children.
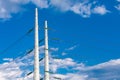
<box><xmin>34</xmin><ymin>8</ymin><xmax>40</xmax><ymax>80</ymax></box>
<box><xmin>44</xmin><ymin>20</ymin><xmax>50</xmax><ymax>80</ymax></box>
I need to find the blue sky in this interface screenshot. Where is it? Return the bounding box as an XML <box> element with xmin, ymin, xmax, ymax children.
<box><xmin>0</xmin><ymin>0</ymin><xmax>120</xmax><ymax>80</ymax></box>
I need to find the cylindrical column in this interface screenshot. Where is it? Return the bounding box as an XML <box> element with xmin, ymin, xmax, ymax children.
<box><xmin>34</xmin><ymin>8</ymin><xmax>40</xmax><ymax>80</ymax></box>
<box><xmin>44</xmin><ymin>20</ymin><xmax>49</xmax><ymax>80</ymax></box>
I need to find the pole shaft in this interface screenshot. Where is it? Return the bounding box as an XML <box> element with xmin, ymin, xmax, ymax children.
<box><xmin>44</xmin><ymin>21</ymin><xmax>49</xmax><ymax>80</ymax></box>
<box><xmin>34</xmin><ymin>8</ymin><xmax>40</xmax><ymax>80</ymax></box>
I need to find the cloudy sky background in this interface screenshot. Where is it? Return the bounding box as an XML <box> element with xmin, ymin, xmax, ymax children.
<box><xmin>0</xmin><ymin>0</ymin><xmax>120</xmax><ymax>80</ymax></box>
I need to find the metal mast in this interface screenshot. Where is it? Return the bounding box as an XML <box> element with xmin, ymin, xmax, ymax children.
<box><xmin>44</xmin><ymin>20</ymin><xmax>50</xmax><ymax>80</ymax></box>
<box><xmin>34</xmin><ymin>8</ymin><xmax>40</xmax><ymax>80</ymax></box>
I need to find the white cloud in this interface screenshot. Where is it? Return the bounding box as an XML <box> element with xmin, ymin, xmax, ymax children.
<box><xmin>1</xmin><ymin>45</ymin><xmax>120</xmax><ymax>80</ymax></box>
<box><xmin>10</xmin><ymin>0</ymin><xmax>30</xmax><ymax>4</ymax></box>
<box><xmin>50</xmin><ymin>47</ymin><xmax>59</xmax><ymax>51</ymax></box>
<box><xmin>49</xmin><ymin>59</ymin><xmax>120</xmax><ymax>80</ymax></box>
<box><xmin>0</xmin><ymin>0</ymin><xmax>110</xmax><ymax>19</ymax></box>
<box><xmin>65</xmin><ymin>74</ymin><xmax>88</xmax><ymax>80</ymax></box>
<box><xmin>51</xmin><ymin>73</ymin><xmax>88</xmax><ymax>80</ymax></box>
<box><xmin>1</xmin><ymin>52</ymin><xmax>120</xmax><ymax>80</ymax></box>
<box><xmin>31</xmin><ymin>0</ymin><xmax>49</xmax><ymax>8</ymax></box>
<box><xmin>50</xmin><ymin>0</ymin><xmax>72</xmax><ymax>11</ymax></box>
<box><xmin>49</xmin><ymin>0</ymin><xmax>109</xmax><ymax>17</ymax></box>
<box><xmin>3</xmin><ymin>58</ymin><xmax>13</xmax><ymax>62</ymax></box>
<box><xmin>75</xmin><ymin>59</ymin><xmax>120</xmax><ymax>71</ymax></box>
<box><xmin>0</xmin><ymin>45</ymin><xmax>59</xmax><ymax>80</ymax></box>
<box><xmin>93</xmin><ymin>5</ymin><xmax>109</xmax><ymax>15</ymax></box>
<box><xmin>50</xmin><ymin>58</ymin><xmax>79</xmax><ymax>72</ymax></box>
<box><xmin>74</xmin><ymin>59</ymin><xmax>120</xmax><ymax>80</ymax></box>
<box><xmin>70</xmin><ymin>3</ymin><xmax>92</xmax><ymax>17</ymax></box>
<box><xmin>0</xmin><ymin>60</ymin><xmax>25</xmax><ymax>80</ymax></box>
<box><xmin>0</xmin><ymin>0</ymin><xmax>31</xmax><ymax>19</ymax></box>
<box><xmin>0</xmin><ymin>0</ymin><xmax>48</xmax><ymax>19</ymax></box>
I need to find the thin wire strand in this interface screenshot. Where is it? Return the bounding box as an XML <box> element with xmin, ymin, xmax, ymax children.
<box><xmin>1</xmin><ymin>28</ymin><xmax>34</xmax><ymax>55</ymax></box>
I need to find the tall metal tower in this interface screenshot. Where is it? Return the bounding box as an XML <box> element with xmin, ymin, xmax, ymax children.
<box><xmin>44</xmin><ymin>20</ymin><xmax>50</xmax><ymax>80</ymax></box>
<box><xmin>34</xmin><ymin>8</ymin><xmax>40</xmax><ymax>80</ymax></box>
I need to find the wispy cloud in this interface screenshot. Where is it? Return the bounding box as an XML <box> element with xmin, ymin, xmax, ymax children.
<box><xmin>31</xmin><ymin>0</ymin><xmax>49</xmax><ymax>9</ymax></box>
<box><xmin>117</xmin><ymin>0</ymin><xmax>120</xmax><ymax>2</ymax></box>
<box><xmin>0</xmin><ymin>59</ymin><xmax>25</xmax><ymax>80</ymax></box>
<box><xmin>49</xmin><ymin>0</ymin><xmax>109</xmax><ymax>17</ymax></box>
<box><xmin>74</xmin><ymin>59</ymin><xmax>120</xmax><ymax>80</ymax></box>
<box><xmin>50</xmin><ymin>59</ymin><xmax>120</xmax><ymax>80</ymax></box>
<box><xmin>93</xmin><ymin>5</ymin><xmax>110</xmax><ymax>15</ymax></box>
<box><xmin>0</xmin><ymin>0</ymin><xmax>48</xmax><ymax>19</ymax></box>
<box><xmin>70</xmin><ymin>2</ymin><xmax>92</xmax><ymax>17</ymax></box>
<box><xmin>1</xmin><ymin>49</ymin><xmax>120</xmax><ymax>80</ymax></box>
<box><xmin>50</xmin><ymin>0</ymin><xmax>72</xmax><ymax>12</ymax></box>
<box><xmin>61</xmin><ymin>45</ymin><xmax>78</xmax><ymax>56</ymax></box>
<box><xmin>0</xmin><ymin>0</ymin><xmax>32</xmax><ymax>19</ymax></box>
<box><xmin>3</xmin><ymin>58</ymin><xmax>13</xmax><ymax>62</ymax></box>
<box><xmin>62</xmin><ymin>52</ymin><xmax>67</xmax><ymax>56</ymax></box>
<box><xmin>51</xmin><ymin>73</ymin><xmax>88</xmax><ymax>80</ymax></box>
<box><xmin>50</xmin><ymin>58</ymin><xmax>84</xmax><ymax>73</ymax></box>
<box><xmin>66</xmin><ymin>45</ymin><xmax>78</xmax><ymax>51</ymax></box>
<box><xmin>115</xmin><ymin>4</ymin><xmax>120</xmax><ymax>11</ymax></box>
<box><xmin>115</xmin><ymin>0</ymin><xmax>120</xmax><ymax>11</ymax></box>
<box><xmin>0</xmin><ymin>0</ymin><xmax>110</xmax><ymax>19</ymax></box>
<box><xmin>0</xmin><ymin>45</ymin><xmax>59</xmax><ymax>80</ymax></box>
